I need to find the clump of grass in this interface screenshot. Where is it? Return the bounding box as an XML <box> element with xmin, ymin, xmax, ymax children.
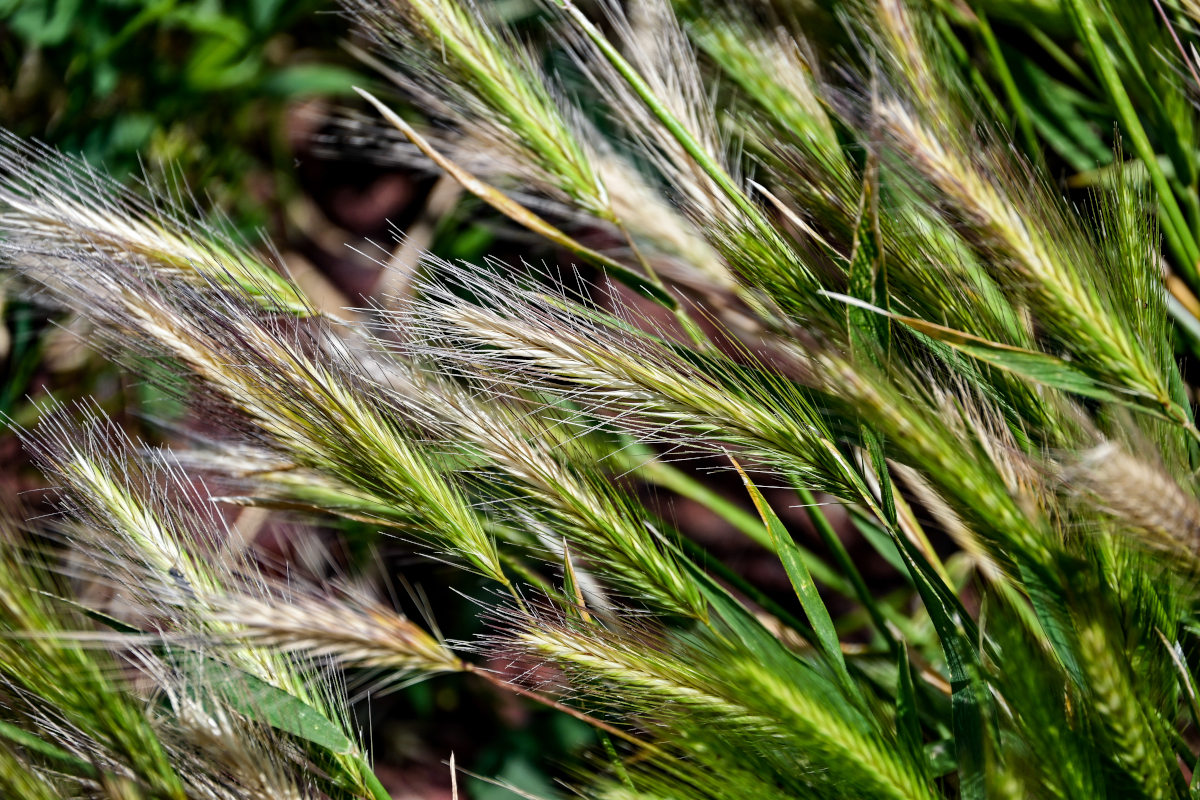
<box><xmin>5</xmin><ymin>0</ymin><xmax>1200</xmax><ymax>797</ymax></box>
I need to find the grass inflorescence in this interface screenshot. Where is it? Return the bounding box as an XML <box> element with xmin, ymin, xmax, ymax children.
<box><xmin>6</xmin><ymin>0</ymin><xmax>1200</xmax><ymax>797</ymax></box>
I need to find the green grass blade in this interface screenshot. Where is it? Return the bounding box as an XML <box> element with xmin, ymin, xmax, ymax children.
<box><xmin>796</xmin><ymin>481</ymin><xmax>899</xmax><ymax>654</ymax></box>
<box><xmin>554</xmin><ymin>0</ymin><xmax>805</xmax><ymax>280</ymax></box>
<box><xmin>731</xmin><ymin>459</ymin><xmax>851</xmax><ymax>690</ymax></box>
<box><xmin>1063</xmin><ymin>0</ymin><xmax>1200</xmax><ymax>279</ymax></box>
<box><xmin>192</xmin><ymin>662</ymin><xmax>355</xmax><ymax>755</ymax></box>
<box><xmin>895</xmin><ymin>643</ymin><xmax>923</xmax><ymax>763</ymax></box>
<box><xmin>824</xmin><ymin>292</ymin><xmax>1198</xmax><ymax>429</ymax></box>
<box><xmin>975</xmin><ymin>10</ymin><xmax>1039</xmax><ymax>158</ymax></box>
<box><xmin>0</xmin><ymin>720</ymin><xmax>98</xmax><ymax>778</ymax></box>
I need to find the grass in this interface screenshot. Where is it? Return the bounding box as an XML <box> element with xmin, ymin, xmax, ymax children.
<box><xmin>4</xmin><ymin>0</ymin><xmax>1200</xmax><ymax>797</ymax></box>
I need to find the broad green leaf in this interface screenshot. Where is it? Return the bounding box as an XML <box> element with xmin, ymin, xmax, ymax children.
<box><xmin>190</xmin><ymin>662</ymin><xmax>356</xmax><ymax>756</ymax></box>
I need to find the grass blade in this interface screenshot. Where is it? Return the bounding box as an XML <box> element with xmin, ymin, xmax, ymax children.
<box><xmin>730</xmin><ymin>458</ymin><xmax>852</xmax><ymax>692</ymax></box>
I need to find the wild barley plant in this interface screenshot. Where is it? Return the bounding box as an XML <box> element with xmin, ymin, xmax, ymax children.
<box><xmin>3</xmin><ymin>0</ymin><xmax>1200</xmax><ymax>797</ymax></box>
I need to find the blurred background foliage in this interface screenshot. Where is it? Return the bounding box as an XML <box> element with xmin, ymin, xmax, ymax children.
<box><xmin>0</xmin><ymin>0</ymin><xmax>362</xmax><ymax>223</ymax></box>
<box><xmin>0</xmin><ymin>0</ymin><xmax>385</xmax><ymax>438</ymax></box>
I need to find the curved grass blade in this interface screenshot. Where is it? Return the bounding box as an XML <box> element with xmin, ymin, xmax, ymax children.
<box><xmin>823</xmin><ymin>292</ymin><xmax>1199</xmax><ymax>433</ymax></box>
<box><xmin>0</xmin><ymin>720</ymin><xmax>98</xmax><ymax>778</ymax></box>
<box><xmin>731</xmin><ymin>458</ymin><xmax>851</xmax><ymax>693</ymax></box>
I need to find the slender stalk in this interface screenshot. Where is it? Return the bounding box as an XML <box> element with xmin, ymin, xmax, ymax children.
<box><xmin>354</xmin><ymin>758</ymin><xmax>394</xmax><ymax>800</ymax></box>
<box><xmin>795</xmin><ymin>485</ymin><xmax>898</xmax><ymax>653</ymax></box>
<box><xmin>975</xmin><ymin>11</ymin><xmax>1039</xmax><ymax>159</ymax></box>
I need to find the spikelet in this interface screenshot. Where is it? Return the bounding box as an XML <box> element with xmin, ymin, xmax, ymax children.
<box><xmin>0</xmin><ymin>132</ymin><xmax>308</xmax><ymax>315</ymax></box>
<box><xmin>868</xmin><ymin>0</ymin><xmax>1179</xmax><ymax>428</ymax></box>
<box><xmin>0</xmin><ymin>515</ymin><xmax>188</xmax><ymax>798</ymax></box>
<box><xmin>23</xmin><ymin>243</ymin><xmax>506</xmax><ymax>583</ymax></box>
<box><xmin>555</xmin><ymin>0</ymin><xmax>816</xmax><ymax>306</ymax></box>
<box><xmin>409</xmin><ymin>260</ymin><xmax>1054</xmax><ymax>568</ymax></box>
<box><xmin>214</xmin><ymin>590</ymin><xmax>464</xmax><ymax>677</ymax></box>
<box><xmin>17</xmin><ymin>408</ymin><xmax>393</xmax><ymax>798</ymax></box>
<box><xmin>149</xmin><ymin>658</ymin><xmax>314</xmax><ymax>800</ymax></box>
<box><xmin>419</xmin><ymin>297</ymin><xmax>844</xmax><ymax>483</ymax></box>
<box><xmin>1064</xmin><ymin>442</ymin><xmax>1200</xmax><ymax>573</ymax></box>
<box><xmin>347</xmin><ymin>0</ymin><xmax>608</xmax><ymax>214</ymax></box>
<box><xmin>512</xmin><ymin>610</ymin><xmax>936</xmax><ymax>800</ymax></box>
<box><xmin>6</xmin><ymin>0</ymin><xmax>1200</xmax><ymax>796</ymax></box>
<box><xmin>1076</xmin><ymin>621</ymin><xmax>1177</xmax><ymax>799</ymax></box>
<box><xmin>363</xmin><ymin>336</ymin><xmax>709</xmax><ymax>617</ymax></box>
